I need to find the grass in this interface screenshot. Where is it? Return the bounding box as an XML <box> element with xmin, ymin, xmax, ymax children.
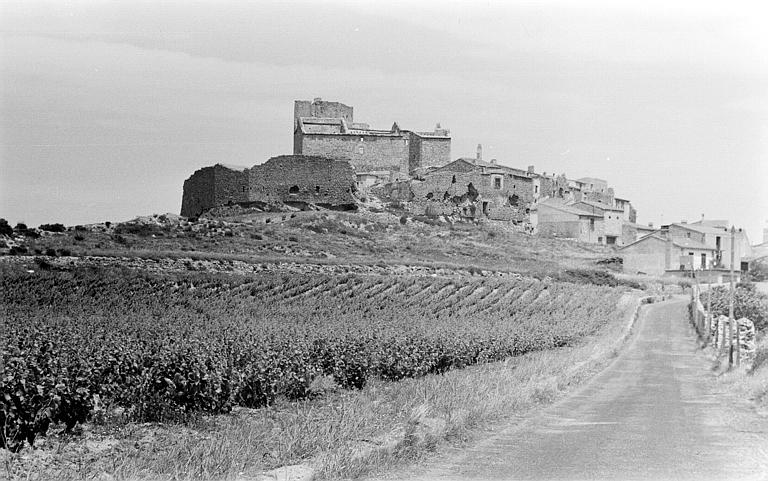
<box><xmin>1</xmin><ymin>293</ymin><xmax>645</xmax><ymax>480</ymax></box>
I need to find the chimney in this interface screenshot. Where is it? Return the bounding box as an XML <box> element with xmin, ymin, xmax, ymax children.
<box><xmin>527</xmin><ymin>165</ymin><xmax>535</xmax><ymax>174</ymax></box>
<box><xmin>648</xmin><ymin>222</ymin><xmax>654</xmax><ymax>228</ymax></box>
<box><xmin>681</xmin><ymin>220</ymin><xmax>687</xmax><ymax>224</ymax></box>
<box><xmin>476</xmin><ymin>143</ymin><xmax>483</xmax><ymax>161</ymax></box>
<box><xmin>490</xmin><ymin>158</ymin><xmax>497</xmax><ymax>165</ymax></box>
<box><xmin>313</xmin><ymin>97</ymin><xmax>322</xmax><ymax>102</ymax></box>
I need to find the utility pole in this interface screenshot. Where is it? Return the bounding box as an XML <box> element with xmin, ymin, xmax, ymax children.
<box><xmin>706</xmin><ymin>277</ymin><xmax>712</xmax><ymax>345</ymax></box>
<box><xmin>729</xmin><ymin>226</ymin><xmax>739</xmax><ymax>367</ymax></box>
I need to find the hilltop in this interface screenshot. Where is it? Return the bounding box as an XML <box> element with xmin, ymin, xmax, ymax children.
<box><xmin>1</xmin><ymin>204</ymin><xmax>625</xmax><ymax>281</ymax></box>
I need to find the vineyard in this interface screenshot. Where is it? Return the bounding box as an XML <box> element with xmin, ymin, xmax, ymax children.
<box><xmin>1</xmin><ymin>264</ymin><xmax>629</xmax><ymax>451</ymax></box>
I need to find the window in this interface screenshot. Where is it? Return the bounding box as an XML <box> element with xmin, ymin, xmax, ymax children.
<box><xmin>357</xmin><ymin>145</ymin><xmax>364</xmax><ymax>154</ymax></box>
<box><xmin>598</xmin><ymin>237</ymin><xmax>603</xmax><ymax>244</ymax></box>
<box><xmin>289</xmin><ymin>185</ymin><xmax>299</xmax><ymax>194</ymax></box>
<box><xmin>493</xmin><ymin>177</ymin><xmax>502</xmax><ymax>189</ymax></box>
<box><xmin>315</xmin><ymin>186</ymin><xmax>320</xmax><ymax>194</ymax></box>
<box><xmin>535</xmin><ymin>185</ymin><xmax>539</xmax><ymax>194</ymax></box>
<box><xmin>590</xmin><ymin>218</ymin><xmax>595</xmax><ymax>231</ymax></box>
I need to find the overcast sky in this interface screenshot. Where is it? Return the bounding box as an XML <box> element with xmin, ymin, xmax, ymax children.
<box><xmin>1</xmin><ymin>0</ymin><xmax>766</xmax><ymax>241</ymax></box>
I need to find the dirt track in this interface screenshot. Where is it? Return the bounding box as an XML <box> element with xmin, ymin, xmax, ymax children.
<box><xmin>381</xmin><ymin>299</ymin><xmax>768</xmax><ymax>481</ymax></box>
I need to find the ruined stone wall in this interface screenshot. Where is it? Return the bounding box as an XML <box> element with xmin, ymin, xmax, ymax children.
<box><xmin>180</xmin><ymin>165</ymin><xmax>249</xmax><ymax>218</ymax></box>
<box><xmin>300</xmin><ymin>134</ymin><xmax>409</xmax><ymax>175</ymax></box>
<box><xmin>294</xmin><ymin>100</ymin><xmax>353</xmax><ymax>124</ymax></box>
<box><xmin>248</xmin><ymin>155</ymin><xmax>356</xmax><ymax>206</ymax></box>
<box><xmin>408</xmin><ymin>170</ymin><xmax>534</xmax><ymax>222</ymax></box>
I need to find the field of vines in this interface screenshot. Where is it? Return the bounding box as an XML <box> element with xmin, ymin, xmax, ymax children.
<box><xmin>1</xmin><ymin>263</ymin><xmax>630</xmax><ymax>451</ymax></box>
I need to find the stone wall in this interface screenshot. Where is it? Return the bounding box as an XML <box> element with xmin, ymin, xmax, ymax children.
<box><xmin>248</xmin><ymin>155</ymin><xmax>356</xmax><ymax>207</ymax></box>
<box><xmin>412</xmin><ymin>136</ymin><xmax>451</xmax><ymax>172</ymax></box>
<box><xmin>294</xmin><ymin>99</ymin><xmax>353</xmax><ymax>125</ymax></box>
<box><xmin>299</xmin><ymin>134</ymin><xmax>409</xmax><ymax>177</ymax></box>
<box><xmin>180</xmin><ymin>165</ymin><xmax>249</xmax><ymax>218</ymax></box>
<box><xmin>181</xmin><ymin>157</ymin><xmax>356</xmax><ymax>217</ymax></box>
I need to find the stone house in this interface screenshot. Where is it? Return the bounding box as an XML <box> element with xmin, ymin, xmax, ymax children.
<box><xmin>620</xmin><ymin>232</ymin><xmax>718</xmax><ymax>276</ymax></box>
<box><xmin>664</xmin><ymin>221</ymin><xmax>751</xmax><ymax>270</ymax></box>
<box><xmin>531</xmin><ymin>198</ymin><xmax>604</xmax><ymax>243</ymax></box>
<box><xmin>406</xmin><ymin>157</ymin><xmax>535</xmax><ymax>222</ymax></box>
<box><xmin>180</xmin><ymin>156</ymin><xmax>356</xmax><ymax>217</ymax></box>
<box><xmin>570</xmin><ymin>200</ymin><xmax>625</xmax><ymax>245</ymax></box>
<box><xmin>293</xmin><ymin>98</ymin><xmax>450</xmax><ymax>179</ymax></box>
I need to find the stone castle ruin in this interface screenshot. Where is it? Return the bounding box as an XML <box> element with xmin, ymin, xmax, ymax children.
<box><xmin>180</xmin><ymin>156</ymin><xmax>356</xmax><ymax>218</ymax></box>
<box><xmin>180</xmin><ymin>98</ymin><xmax>637</xmax><ymax>245</ymax></box>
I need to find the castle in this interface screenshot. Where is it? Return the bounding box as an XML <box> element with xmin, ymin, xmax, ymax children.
<box><xmin>294</xmin><ymin>98</ymin><xmax>451</xmax><ymax>179</ymax></box>
<box><xmin>180</xmin><ymin>98</ymin><xmax>637</xmax><ymax>245</ymax></box>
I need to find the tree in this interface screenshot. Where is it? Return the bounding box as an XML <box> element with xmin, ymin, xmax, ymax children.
<box><xmin>0</xmin><ymin>218</ymin><xmax>12</xmax><ymax>236</ymax></box>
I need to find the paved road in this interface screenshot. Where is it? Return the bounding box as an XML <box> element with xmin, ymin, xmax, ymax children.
<box><xmin>387</xmin><ymin>298</ymin><xmax>768</xmax><ymax>481</ymax></box>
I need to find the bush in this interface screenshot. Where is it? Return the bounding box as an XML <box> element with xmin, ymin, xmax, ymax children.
<box><xmin>45</xmin><ymin>248</ymin><xmax>57</xmax><ymax>257</ymax></box>
<box><xmin>400</xmin><ymin>215</ymin><xmax>408</xmax><ymax>225</ymax></box>
<box><xmin>708</xmin><ymin>284</ymin><xmax>768</xmax><ymax>330</ymax></box>
<box><xmin>57</xmin><ymin>248</ymin><xmax>71</xmax><ymax>256</ymax></box>
<box><xmin>74</xmin><ymin>234</ymin><xmax>85</xmax><ymax>241</ymax></box>
<box><xmin>14</xmin><ymin>223</ymin><xmax>27</xmax><ymax>232</ymax></box>
<box><xmin>9</xmin><ymin>246</ymin><xmax>27</xmax><ymax>255</ymax></box>
<box><xmin>39</xmin><ymin>223</ymin><xmax>66</xmax><ymax>233</ymax></box>
<box><xmin>0</xmin><ymin>218</ymin><xmax>13</xmax><ymax>236</ymax></box>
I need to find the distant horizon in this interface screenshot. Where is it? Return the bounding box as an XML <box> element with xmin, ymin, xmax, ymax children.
<box><xmin>2</xmin><ymin>1</ymin><xmax>766</xmax><ymax>241</ymax></box>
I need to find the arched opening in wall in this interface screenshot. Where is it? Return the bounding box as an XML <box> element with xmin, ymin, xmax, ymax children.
<box><xmin>426</xmin><ymin>193</ymin><xmax>434</xmax><ymax>200</ymax></box>
<box><xmin>558</xmin><ymin>187</ymin><xmax>563</xmax><ymax>197</ymax></box>
<box><xmin>289</xmin><ymin>185</ymin><xmax>300</xmax><ymax>195</ymax></box>
<box><xmin>509</xmin><ymin>194</ymin><xmax>519</xmax><ymax>206</ymax></box>
<box><xmin>315</xmin><ymin>186</ymin><xmax>321</xmax><ymax>194</ymax></box>
<box><xmin>452</xmin><ymin>175</ymin><xmax>456</xmax><ymax>184</ymax></box>
<box><xmin>443</xmin><ymin>191</ymin><xmax>450</xmax><ymax>201</ymax></box>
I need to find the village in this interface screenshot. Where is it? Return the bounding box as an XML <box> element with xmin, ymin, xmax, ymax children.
<box><xmin>180</xmin><ymin>98</ymin><xmax>768</xmax><ymax>281</ymax></box>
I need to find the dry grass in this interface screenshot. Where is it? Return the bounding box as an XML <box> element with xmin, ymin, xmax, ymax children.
<box><xmin>712</xmin><ymin>336</ymin><xmax>768</xmax><ymax>412</ymax></box>
<box><xmin>2</xmin><ymin>294</ymin><xmax>644</xmax><ymax>481</ymax></box>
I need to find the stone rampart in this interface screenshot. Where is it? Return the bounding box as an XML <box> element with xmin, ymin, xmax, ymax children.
<box><xmin>181</xmin><ymin>156</ymin><xmax>356</xmax><ymax>217</ymax></box>
<box><xmin>180</xmin><ymin>164</ymin><xmax>249</xmax><ymax>218</ymax></box>
<box><xmin>249</xmin><ymin>155</ymin><xmax>356</xmax><ymax>207</ymax></box>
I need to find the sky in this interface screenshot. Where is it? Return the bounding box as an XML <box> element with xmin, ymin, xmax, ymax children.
<box><xmin>1</xmin><ymin>0</ymin><xmax>767</xmax><ymax>241</ymax></box>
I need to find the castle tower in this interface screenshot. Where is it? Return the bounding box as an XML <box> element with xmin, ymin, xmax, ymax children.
<box><xmin>476</xmin><ymin>143</ymin><xmax>483</xmax><ymax>161</ymax></box>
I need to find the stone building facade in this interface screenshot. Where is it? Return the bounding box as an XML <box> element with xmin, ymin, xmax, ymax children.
<box><xmin>180</xmin><ymin>156</ymin><xmax>356</xmax><ymax>217</ymax></box>
<box><xmin>386</xmin><ymin>157</ymin><xmax>535</xmax><ymax>223</ymax></box>
<box><xmin>293</xmin><ymin>98</ymin><xmax>450</xmax><ymax>178</ymax></box>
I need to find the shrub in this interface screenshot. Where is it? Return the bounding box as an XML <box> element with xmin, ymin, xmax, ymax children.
<box><xmin>708</xmin><ymin>284</ymin><xmax>768</xmax><ymax>330</ymax></box>
<box><xmin>9</xmin><ymin>246</ymin><xmax>27</xmax><ymax>255</ymax></box>
<box><xmin>400</xmin><ymin>215</ymin><xmax>408</xmax><ymax>225</ymax></box>
<box><xmin>39</xmin><ymin>223</ymin><xmax>66</xmax><ymax>233</ymax></box>
<box><xmin>14</xmin><ymin>223</ymin><xmax>27</xmax><ymax>232</ymax></box>
<box><xmin>74</xmin><ymin>234</ymin><xmax>85</xmax><ymax>241</ymax></box>
<box><xmin>74</xmin><ymin>225</ymin><xmax>87</xmax><ymax>232</ymax></box>
<box><xmin>45</xmin><ymin>248</ymin><xmax>57</xmax><ymax>257</ymax></box>
<box><xmin>0</xmin><ymin>219</ymin><xmax>14</xmax><ymax>236</ymax></box>
<box><xmin>57</xmin><ymin>248</ymin><xmax>71</xmax><ymax>257</ymax></box>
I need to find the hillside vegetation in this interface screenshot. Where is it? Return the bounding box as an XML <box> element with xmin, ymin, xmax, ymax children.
<box><xmin>2</xmin><ymin>209</ymin><xmax>617</xmax><ymax>276</ymax></box>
